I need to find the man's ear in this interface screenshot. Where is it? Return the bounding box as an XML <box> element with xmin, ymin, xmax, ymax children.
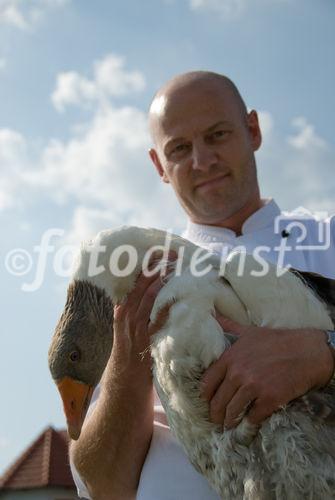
<box><xmin>149</xmin><ymin>148</ymin><xmax>170</xmax><ymax>183</ymax></box>
<box><xmin>247</xmin><ymin>110</ymin><xmax>262</xmax><ymax>152</ymax></box>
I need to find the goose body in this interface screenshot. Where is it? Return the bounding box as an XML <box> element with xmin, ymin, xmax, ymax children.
<box><xmin>49</xmin><ymin>226</ymin><xmax>335</xmax><ymax>499</ymax></box>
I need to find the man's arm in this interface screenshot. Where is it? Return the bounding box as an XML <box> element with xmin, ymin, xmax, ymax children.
<box><xmin>201</xmin><ymin>316</ymin><xmax>335</xmax><ymax>429</ymax></box>
<box><xmin>70</xmin><ymin>263</ymin><xmax>171</xmax><ymax>500</ymax></box>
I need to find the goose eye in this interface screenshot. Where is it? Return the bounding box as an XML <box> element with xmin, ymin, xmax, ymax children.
<box><xmin>69</xmin><ymin>350</ymin><xmax>81</xmax><ymax>362</ymax></box>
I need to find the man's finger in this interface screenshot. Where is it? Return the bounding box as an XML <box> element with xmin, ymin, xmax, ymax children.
<box><xmin>148</xmin><ymin>303</ymin><xmax>172</xmax><ymax>336</ymax></box>
<box><xmin>200</xmin><ymin>353</ymin><xmax>229</xmax><ymax>401</ymax></box>
<box><xmin>245</xmin><ymin>398</ymin><xmax>278</xmax><ymax>426</ymax></box>
<box><xmin>208</xmin><ymin>378</ymin><xmax>240</xmax><ymax>424</ymax></box>
<box><xmin>136</xmin><ymin>276</ymin><xmax>165</xmax><ymax>319</ymax></box>
<box><xmin>126</xmin><ymin>268</ymin><xmax>161</xmax><ymax>305</ymax></box>
<box><xmin>223</xmin><ymin>387</ymin><xmax>256</xmax><ymax>429</ymax></box>
<box><xmin>144</xmin><ymin>250</ymin><xmax>178</xmax><ymax>278</ymax></box>
<box><xmin>136</xmin><ymin>254</ymin><xmax>177</xmax><ymax>318</ymax></box>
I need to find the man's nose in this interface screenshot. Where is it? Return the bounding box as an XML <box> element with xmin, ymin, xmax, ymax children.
<box><xmin>191</xmin><ymin>143</ymin><xmax>218</xmax><ymax>171</ymax></box>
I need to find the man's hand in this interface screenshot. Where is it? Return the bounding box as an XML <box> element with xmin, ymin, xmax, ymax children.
<box><xmin>200</xmin><ymin>315</ymin><xmax>334</xmax><ymax>429</ymax></box>
<box><xmin>110</xmin><ymin>251</ymin><xmax>176</xmax><ymax>386</ymax></box>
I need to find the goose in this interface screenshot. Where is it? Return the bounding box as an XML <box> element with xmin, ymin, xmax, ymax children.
<box><xmin>49</xmin><ymin>225</ymin><xmax>335</xmax><ymax>500</ymax></box>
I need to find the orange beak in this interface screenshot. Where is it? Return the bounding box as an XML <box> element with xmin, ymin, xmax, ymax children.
<box><xmin>57</xmin><ymin>377</ymin><xmax>94</xmax><ymax>440</ymax></box>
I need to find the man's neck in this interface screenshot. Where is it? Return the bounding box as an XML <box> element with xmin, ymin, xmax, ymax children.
<box><xmin>191</xmin><ymin>197</ymin><xmax>264</xmax><ymax>236</ymax></box>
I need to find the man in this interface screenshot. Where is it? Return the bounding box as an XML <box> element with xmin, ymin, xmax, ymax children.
<box><xmin>70</xmin><ymin>71</ymin><xmax>335</xmax><ymax>499</ymax></box>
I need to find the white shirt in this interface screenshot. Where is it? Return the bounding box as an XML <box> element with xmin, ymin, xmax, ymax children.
<box><xmin>71</xmin><ymin>199</ymin><xmax>335</xmax><ymax>499</ymax></box>
<box><xmin>183</xmin><ymin>199</ymin><xmax>335</xmax><ymax>278</ymax></box>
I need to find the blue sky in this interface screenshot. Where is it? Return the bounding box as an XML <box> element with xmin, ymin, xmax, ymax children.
<box><xmin>0</xmin><ymin>0</ymin><xmax>334</xmax><ymax>474</ymax></box>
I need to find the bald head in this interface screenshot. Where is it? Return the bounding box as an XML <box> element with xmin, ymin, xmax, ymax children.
<box><xmin>149</xmin><ymin>71</ymin><xmax>247</xmax><ymax>144</ymax></box>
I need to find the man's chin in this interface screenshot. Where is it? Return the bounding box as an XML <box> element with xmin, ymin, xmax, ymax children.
<box><xmin>190</xmin><ymin>199</ymin><xmax>242</xmax><ymax>226</ymax></box>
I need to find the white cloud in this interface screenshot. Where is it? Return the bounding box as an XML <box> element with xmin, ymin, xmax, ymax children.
<box><xmin>0</xmin><ymin>57</ymin><xmax>6</xmax><ymax>70</ymax></box>
<box><xmin>28</xmin><ymin>104</ymin><xmax>152</xmax><ymax>208</ymax></box>
<box><xmin>0</xmin><ymin>128</ymin><xmax>27</xmax><ymax>163</ymax></box>
<box><xmin>0</xmin><ymin>436</ymin><xmax>10</xmax><ymax>450</ymax></box>
<box><xmin>0</xmin><ymin>2</ymin><xmax>28</xmax><ymax>29</ymax></box>
<box><xmin>94</xmin><ymin>55</ymin><xmax>146</xmax><ymax>97</ymax></box>
<box><xmin>0</xmin><ymin>128</ymin><xmax>30</xmax><ymax>210</ymax></box>
<box><xmin>257</xmin><ymin>110</ymin><xmax>274</xmax><ymax>143</ymax></box>
<box><xmin>65</xmin><ymin>185</ymin><xmax>185</xmax><ymax>245</ymax></box>
<box><xmin>51</xmin><ymin>54</ymin><xmax>146</xmax><ymax>112</ymax></box>
<box><xmin>257</xmin><ymin>113</ymin><xmax>335</xmax><ymax>212</ymax></box>
<box><xmin>287</xmin><ymin>117</ymin><xmax>327</xmax><ymax>151</ymax></box>
<box><xmin>65</xmin><ymin>206</ymin><xmax>124</xmax><ymax>244</ymax></box>
<box><xmin>51</xmin><ymin>72</ymin><xmax>97</xmax><ymax>112</ymax></box>
<box><xmin>189</xmin><ymin>0</ymin><xmax>290</xmax><ymax>18</ymax></box>
<box><xmin>190</xmin><ymin>0</ymin><xmax>245</xmax><ymax>17</ymax></box>
<box><xmin>0</xmin><ymin>0</ymin><xmax>71</xmax><ymax>31</ymax></box>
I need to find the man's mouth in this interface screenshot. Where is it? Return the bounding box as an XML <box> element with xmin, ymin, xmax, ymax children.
<box><xmin>195</xmin><ymin>174</ymin><xmax>230</xmax><ymax>191</ymax></box>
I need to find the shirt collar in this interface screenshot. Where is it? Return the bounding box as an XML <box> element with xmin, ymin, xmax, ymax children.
<box><xmin>183</xmin><ymin>199</ymin><xmax>281</xmax><ymax>246</ymax></box>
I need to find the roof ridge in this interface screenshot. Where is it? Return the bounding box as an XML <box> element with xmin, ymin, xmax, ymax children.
<box><xmin>41</xmin><ymin>427</ymin><xmax>53</xmax><ymax>486</ymax></box>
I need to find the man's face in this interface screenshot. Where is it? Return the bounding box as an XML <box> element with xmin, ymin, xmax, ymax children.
<box><xmin>149</xmin><ymin>82</ymin><xmax>262</xmax><ymax>226</ymax></box>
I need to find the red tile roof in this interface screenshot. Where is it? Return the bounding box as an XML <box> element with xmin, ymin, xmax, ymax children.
<box><xmin>0</xmin><ymin>426</ymin><xmax>76</xmax><ymax>490</ymax></box>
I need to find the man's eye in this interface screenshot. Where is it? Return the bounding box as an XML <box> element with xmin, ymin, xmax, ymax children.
<box><xmin>173</xmin><ymin>144</ymin><xmax>188</xmax><ymax>153</ymax></box>
<box><xmin>169</xmin><ymin>143</ymin><xmax>190</xmax><ymax>158</ymax></box>
<box><xmin>212</xmin><ymin>130</ymin><xmax>227</xmax><ymax>139</ymax></box>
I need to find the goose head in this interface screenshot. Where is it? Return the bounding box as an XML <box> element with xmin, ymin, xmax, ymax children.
<box><xmin>48</xmin><ymin>279</ymin><xmax>114</xmax><ymax>439</ymax></box>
